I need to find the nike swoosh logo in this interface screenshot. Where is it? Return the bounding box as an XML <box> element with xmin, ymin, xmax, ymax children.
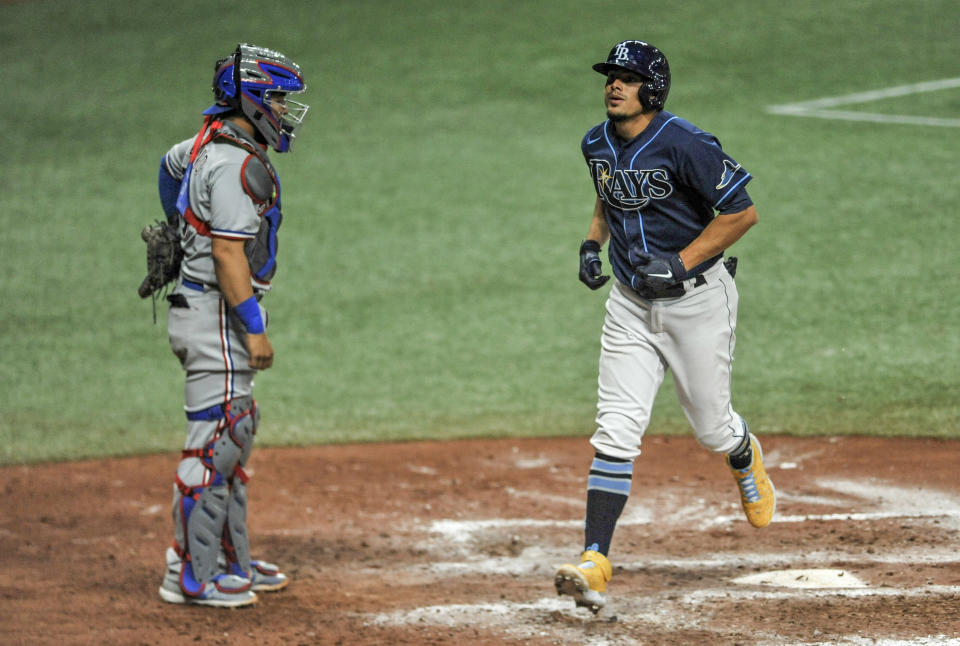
<box><xmin>587</xmin><ymin>134</ymin><xmax>602</xmax><ymax>144</ymax></box>
<box><xmin>647</xmin><ymin>272</ymin><xmax>672</xmax><ymax>279</ymax></box>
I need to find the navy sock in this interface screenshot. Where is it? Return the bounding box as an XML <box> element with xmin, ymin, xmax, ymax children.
<box><xmin>727</xmin><ymin>430</ymin><xmax>753</xmax><ymax>470</ymax></box>
<box><xmin>584</xmin><ymin>453</ymin><xmax>632</xmax><ymax>555</ymax></box>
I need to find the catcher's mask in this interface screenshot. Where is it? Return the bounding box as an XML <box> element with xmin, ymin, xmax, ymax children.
<box><xmin>205</xmin><ymin>43</ymin><xmax>308</xmax><ymax>153</ymax></box>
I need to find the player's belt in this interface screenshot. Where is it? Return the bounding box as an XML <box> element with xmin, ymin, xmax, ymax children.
<box><xmin>181</xmin><ymin>276</ymin><xmax>264</xmax><ymax>301</ymax></box>
<box><xmin>180</xmin><ymin>276</ymin><xmax>222</xmax><ymax>293</ymax></box>
<box><xmin>182</xmin><ymin>278</ymin><xmax>207</xmax><ymax>292</ymax></box>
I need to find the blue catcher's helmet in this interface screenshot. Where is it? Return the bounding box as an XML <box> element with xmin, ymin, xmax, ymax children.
<box><xmin>205</xmin><ymin>43</ymin><xmax>308</xmax><ymax>153</ymax></box>
<box><xmin>593</xmin><ymin>40</ymin><xmax>670</xmax><ymax>111</ymax></box>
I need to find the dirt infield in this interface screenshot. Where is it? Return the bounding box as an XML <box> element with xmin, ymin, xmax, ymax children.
<box><xmin>2</xmin><ymin>435</ymin><xmax>960</xmax><ymax>645</ymax></box>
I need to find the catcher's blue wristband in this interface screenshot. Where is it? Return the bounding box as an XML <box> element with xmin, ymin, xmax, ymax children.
<box><xmin>234</xmin><ymin>296</ymin><xmax>265</xmax><ymax>334</ymax></box>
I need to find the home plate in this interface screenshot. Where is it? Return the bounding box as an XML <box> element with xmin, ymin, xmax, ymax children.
<box><xmin>733</xmin><ymin>569</ymin><xmax>867</xmax><ymax>589</ymax></box>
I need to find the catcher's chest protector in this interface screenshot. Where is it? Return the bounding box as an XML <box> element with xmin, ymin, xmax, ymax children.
<box><xmin>177</xmin><ymin>117</ymin><xmax>283</xmax><ymax>286</ymax></box>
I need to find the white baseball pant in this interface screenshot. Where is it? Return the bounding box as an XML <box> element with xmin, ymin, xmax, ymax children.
<box><xmin>590</xmin><ymin>259</ymin><xmax>747</xmax><ymax>461</ymax></box>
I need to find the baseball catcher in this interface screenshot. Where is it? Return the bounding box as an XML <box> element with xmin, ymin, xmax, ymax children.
<box><xmin>153</xmin><ymin>43</ymin><xmax>309</xmax><ymax>608</ymax></box>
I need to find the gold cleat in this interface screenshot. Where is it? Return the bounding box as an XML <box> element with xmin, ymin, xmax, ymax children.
<box><xmin>554</xmin><ymin>550</ymin><xmax>612</xmax><ymax>614</ymax></box>
<box><xmin>728</xmin><ymin>436</ymin><xmax>776</xmax><ymax>528</ymax></box>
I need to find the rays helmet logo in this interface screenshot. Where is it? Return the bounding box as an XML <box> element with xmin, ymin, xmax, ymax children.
<box><xmin>614</xmin><ymin>42</ymin><xmax>634</xmax><ymax>64</ymax></box>
<box><xmin>589</xmin><ymin>158</ymin><xmax>673</xmax><ymax>210</ymax></box>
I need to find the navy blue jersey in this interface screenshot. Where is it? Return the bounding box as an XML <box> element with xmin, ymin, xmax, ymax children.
<box><xmin>582</xmin><ymin>110</ymin><xmax>753</xmax><ymax>286</ymax></box>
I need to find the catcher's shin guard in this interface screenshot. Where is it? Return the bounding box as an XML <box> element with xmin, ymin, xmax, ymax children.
<box><xmin>171</xmin><ymin>397</ymin><xmax>258</xmax><ymax>595</ymax></box>
<box><xmin>220</xmin><ymin>458</ymin><xmax>289</xmax><ymax>591</ymax></box>
<box><xmin>223</xmin><ymin>471</ymin><xmax>251</xmax><ymax>576</ymax></box>
<box><xmin>181</xmin><ymin>479</ymin><xmax>230</xmax><ymax>587</ymax></box>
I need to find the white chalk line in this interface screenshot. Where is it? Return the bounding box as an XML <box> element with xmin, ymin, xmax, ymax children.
<box><xmin>429</xmin><ymin>504</ymin><xmax>960</xmax><ymax>540</ymax></box>
<box><xmin>684</xmin><ymin>584</ymin><xmax>960</xmax><ymax>604</ymax></box>
<box><xmin>413</xmin><ymin>541</ymin><xmax>960</xmax><ymax>580</ymax></box>
<box><xmin>618</xmin><ymin>545</ymin><xmax>960</xmax><ymax>570</ymax></box>
<box><xmin>771</xmin><ymin>638</ymin><xmax>960</xmax><ymax>646</ymax></box>
<box><xmin>766</xmin><ymin>77</ymin><xmax>960</xmax><ymax>127</ymax></box>
<box><xmin>704</xmin><ymin>508</ymin><xmax>960</xmax><ymax>529</ymax></box>
<box><xmin>428</xmin><ymin>477</ymin><xmax>960</xmax><ymax>540</ymax></box>
<box><xmin>773</xmin><ymin>77</ymin><xmax>960</xmax><ymax>109</ymax></box>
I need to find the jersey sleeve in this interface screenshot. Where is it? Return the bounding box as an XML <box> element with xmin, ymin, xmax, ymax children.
<box><xmin>158</xmin><ymin>139</ymin><xmax>193</xmax><ymax>224</ymax></box>
<box><xmin>161</xmin><ymin>138</ymin><xmax>192</xmax><ymax>181</ymax></box>
<box><xmin>205</xmin><ymin>155</ymin><xmax>261</xmax><ymax>240</ymax></box>
<box><xmin>677</xmin><ymin>133</ymin><xmax>753</xmax><ymax>215</ymax></box>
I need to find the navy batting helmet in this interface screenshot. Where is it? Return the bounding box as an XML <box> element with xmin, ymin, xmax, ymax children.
<box><xmin>593</xmin><ymin>40</ymin><xmax>670</xmax><ymax>111</ymax></box>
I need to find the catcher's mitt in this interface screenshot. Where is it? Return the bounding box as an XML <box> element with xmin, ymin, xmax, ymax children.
<box><xmin>137</xmin><ymin>220</ymin><xmax>183</xmax><ymax>320</ymax></box>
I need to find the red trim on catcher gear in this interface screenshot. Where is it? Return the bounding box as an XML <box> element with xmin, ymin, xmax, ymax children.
<box><xmin>180</xmin><ymin>116</ymin><xmax>280</xmax><ymax>242</ymax></box>
<box><xmin>182</xmin><ymin>206</ymin><xmax>212</xmax><ymax>237</ymax></box>
<box><xmin>179</xmin><ymin>117</ymin><xmax>220</xmax><ymax>238</ymax></box>
<box><xmin>172</xmin><ymin>540</ymin><xmax>189</xmax><ymax>560</ymax></box>
<box><xmin>222</xmin><ymin>535</ymin><xmax>241</xmax><ymax>565</ymax></box>
<box><xmin>224</xmin><ymin>400</ymin><xmax>258</xmax><ymax>449</ymax></box>
<box><xmin>233</xmin><ymin>465</ymin><xmax>249</xmax><ymax>484</ymax></box>
<box><xmin>187</xmin><ymin>117</ymin><xmax>217</xmax><ymax>158</ymax></box>
<box><xmin>214</xmin><ymin>577</ymin><xmax>252</xmax><ymax>594</ymax></box>
<box><xmin>175</xmin><ymin>475</ymin><xmax>202</xmax><ymax>499</ymax></box>
<box><xmin>181</xmin><ymin>447</ymin><xmax>213</xmax><ymax>461</ymax></box>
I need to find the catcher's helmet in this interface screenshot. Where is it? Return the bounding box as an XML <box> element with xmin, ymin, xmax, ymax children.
<box><xmin>593</xmin><ymin>40</ymin><xmax>670</xmax><ymax>111</ymax></box>
<box><xmin>205</xmin><ymin>43</ymin><xmax>308</xmax><ymax>153</ymax></box>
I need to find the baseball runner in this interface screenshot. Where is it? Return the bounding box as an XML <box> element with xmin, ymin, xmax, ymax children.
<box><xmin>154</xmin><ymin>43</ymin><xmax>309</xmax><ymax>608</ymax></box>
<box><xmin>554</xmin><ymin>40</ymin><xmax>775</xmax><ymax>613</ymax></box>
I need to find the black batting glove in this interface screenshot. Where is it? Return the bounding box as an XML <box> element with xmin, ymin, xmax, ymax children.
<box><xmin>578</xmin><ymin>240</ymin><xmax>610</xmax><ymax>290</ymax></box>
<box><xmin>631</xmin><ymin>250</ymin><xmax>686</xmax><ymax>291</ymax></box>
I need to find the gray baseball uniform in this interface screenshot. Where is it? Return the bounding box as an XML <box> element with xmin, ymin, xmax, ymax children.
<box><xmin>160</xmin><ymin>117</ymin><xmax>279</xmax><ymax>600</ymax></box>
<box><xmin>155</xmin><ymin>42</ymin><xmax>306</xmax><ymax>609</ymax></box>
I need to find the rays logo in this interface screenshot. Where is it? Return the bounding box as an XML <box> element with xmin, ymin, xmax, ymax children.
<box><xmin>716</xmin><ymin>160</ymin><xmax>741</xmax><ymax>190</ymax></box>
<box><xmin>614</xmin><ymin>42</ymin><xmax>632</xmax><ymax>63</ymax></box>
<box><xmin>589</xmin><ymin>158</ymin><xmax>673</xmax><ymax>210</ymax></box>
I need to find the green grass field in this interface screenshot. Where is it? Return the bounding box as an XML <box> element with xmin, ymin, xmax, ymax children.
<box><xmin>1</xmin><ymin>0</ymin><xmax>958</xmax><ymax>463</ymax></box>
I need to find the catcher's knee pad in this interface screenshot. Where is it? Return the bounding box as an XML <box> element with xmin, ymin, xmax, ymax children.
<box><xmin>223</xmin><ymin>477</ymin><xmax>251</xmax><ymax>576</ymax></box>
<box><xmin>182</xmin><ymin>396</ymin><xmax>258</xmax><ymax>474</ymax></box>
<box><xmin>203</xmin><ymin>396</ymin><xmax>258</xmax><ymax>474</ymax></box>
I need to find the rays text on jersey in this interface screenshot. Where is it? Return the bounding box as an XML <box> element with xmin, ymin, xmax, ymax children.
<box><xmin>589</xmin><ymin>159</ymin><xmax>674</xmax><ymax>210</ymax></box>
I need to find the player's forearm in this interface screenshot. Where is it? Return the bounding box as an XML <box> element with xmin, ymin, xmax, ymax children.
<box><xmin>211</xmin><ymin>238</ymin><xmax>256</xmax><ymax>308</ymax></box>
<box><xmin>587</xmin><ymin>197</ymin><xmax>611</xmax><ymax>246</ymax></box>
<box><xmin>678</xmin><ymin>205</ymin><xmax>758</xmax><ymax>269</ymax></box>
